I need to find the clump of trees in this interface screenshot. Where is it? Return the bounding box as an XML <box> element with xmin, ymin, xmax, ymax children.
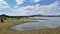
<box><xmin>0</xmin><ymin>14</ymin><xmax>29</xmax><ymax>23</ymax></box>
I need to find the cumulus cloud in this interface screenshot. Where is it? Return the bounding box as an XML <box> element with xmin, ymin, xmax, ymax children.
<box><xmin>0</xmin><ymin>0</ymin><xmax>9</xmax><ymax>10</ymax></box>
<box><xmin>30</xmin><ymin>0</ymin><xmax>41</xmax><ymax>2</ymax></box>
<box><xmin>12</xmin><ymin>0</ymin><xmax>60</xmax><ymax>16</ymax></box>
<box><xmin>16</xmin><ymin>0</ymin><xmax>25</xmax><ymax>5</ymax></box>
<box><xmin>16</xmin><ymin>0</ymin><xmax>41</xmax><ymax>5</ymax></box>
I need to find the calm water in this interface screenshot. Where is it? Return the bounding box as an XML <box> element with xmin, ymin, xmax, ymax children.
<box><xmin>11</xmin><ymin>17</ymin><xmax>60</xmax><ymax>31</ymax></box>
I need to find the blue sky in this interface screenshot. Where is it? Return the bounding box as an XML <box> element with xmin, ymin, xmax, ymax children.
<box><xmin>0</xmin><ymin>0</ymin><xmax>60</xmax><ymax>16</ymax></box>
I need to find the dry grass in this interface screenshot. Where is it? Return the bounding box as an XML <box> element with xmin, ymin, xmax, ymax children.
<box><xmin>0</xmin><ymin>18</ymin><xmax>60</xmax><ymax>34</ymax></box>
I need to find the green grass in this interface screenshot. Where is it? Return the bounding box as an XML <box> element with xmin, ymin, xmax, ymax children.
<box><xmin>0</xmin><ymin>18</ymin><xmax>60</xmax><ymax>34</ymax></box>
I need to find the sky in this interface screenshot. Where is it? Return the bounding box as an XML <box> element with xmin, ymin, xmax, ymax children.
<box><xmin>0</xmin><ymin>0</ymin><xmax>60</xmax><ymax>16</ymax></box>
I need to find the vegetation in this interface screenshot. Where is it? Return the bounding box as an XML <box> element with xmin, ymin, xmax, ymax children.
<box><xmin>0</xmin><ymin>18</ymin><xmax>60</xmax><ymax>34</ymax></box>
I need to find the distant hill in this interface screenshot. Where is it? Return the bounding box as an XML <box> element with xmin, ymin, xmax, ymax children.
<box><xmin>28</xmin><ymin>14</ymin><xmax>60</xmax><ymax>17</ymax></box>
<box><xmin>0</xmin><ymin>14</ymin><xmax>60</xmax><ymax>18</ymax></box>
<box><xmin>0</xmin><ymin>14</ymin><xmax>28</xmax><ymax>18</ymax></box>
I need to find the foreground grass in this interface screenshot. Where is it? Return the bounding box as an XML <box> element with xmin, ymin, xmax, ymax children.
<box><xmin>0</xmin><ymin>18</ymin><xmax>60</xmax><ymax>34</ymax></box>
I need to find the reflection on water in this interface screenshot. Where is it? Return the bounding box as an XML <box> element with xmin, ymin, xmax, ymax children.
<box><xmin>11</xmin><ymin>17</ymin><xmax>60</xmax><ymax>31</ymax></box>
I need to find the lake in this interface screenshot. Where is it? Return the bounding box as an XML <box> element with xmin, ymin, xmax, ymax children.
<box><xmin>11</xmin><ymin>17</ymin><xmax>60</xmax><ymax>31</ymax></box>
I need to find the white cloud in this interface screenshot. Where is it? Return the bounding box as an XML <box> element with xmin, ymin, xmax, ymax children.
<box><xmin>12</xmin><ymin>0</ymin><xmax>60</xmax><ymax>16</ymax></box>
<box><xmin>30</xmin><ymin>0</ymin><xmax>41</xmax><ymax>2</ymax></box>
<box><xmin>16</xmin><ymin>0</ymin><xmax>41</xmax><ymax>5</ymax></box>
<box><xmin>47</xmin><ymin>1</ymin><xmax>60</xmax><ymax>9</ymax></box>
<box><xmin>16</xmin><ymin>0</ymin><xmax>25</xmax><ymax>5</ymax></box>
<box><xmin>0</xmin><ymin>0</ymin><xmax>9</xmax><ymax>10</ymax></box>
<box><xmin>14</xmin><ymin>6</ymin><xmax>18</xmax><ymax>8</ymax></box>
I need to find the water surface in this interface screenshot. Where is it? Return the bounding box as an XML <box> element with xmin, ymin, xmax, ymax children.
<box><xmin>11</xmin><ymin>17</ymin><xmax>60</xmax><ymax>31</ymax></box>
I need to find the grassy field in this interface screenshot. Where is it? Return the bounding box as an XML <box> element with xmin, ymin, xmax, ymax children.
<box><xmin>0</xmin><ymin>18</ymin><xmax>60</xmax><ymax>34</ymax></box>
